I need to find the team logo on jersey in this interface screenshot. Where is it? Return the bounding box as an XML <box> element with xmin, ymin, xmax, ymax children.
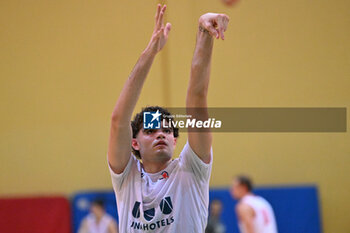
<box><xmin>144</xmin><ymin>208</ymin><xmax>155</xmax><ymax>221</ymax></box>
<box><xmin>130</xmin><ymin>197</ymin><xmax>175</xmax><ymax>230</ymax></box>
<box><xmin>131</xmin><ymin>196</ymin><xmax>173</xmax><ymax>220</ymax></box>
<box><xmin>132</xmin><ymin>201</ymin><xmax>141</xmax><ymax>218</ymax></box>
<box><xmin>143</xmin><ymin>110</ymin><xmax>161</xmax><ymax>129</ymax></box>
<box><xmin>159</xmin><ymin>171</ymin><xmax>169</xmax><ymax>180</ymax></box>
<box><xmin>159</xmin><ymin>197</ymin><xmax>173</xmax><ymax>214</ymax></box>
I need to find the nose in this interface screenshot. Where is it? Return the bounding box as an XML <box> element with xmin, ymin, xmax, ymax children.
<box><xmin>156</xmin><ymin>130</ymin><xmax>166</xmax><ymax>139</ymax></box>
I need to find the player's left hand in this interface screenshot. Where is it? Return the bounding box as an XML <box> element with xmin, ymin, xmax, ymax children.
<box><xmin>198</xmin><ymin>13</ymin><xmax>230</xmax><ymax>40</ymax></box>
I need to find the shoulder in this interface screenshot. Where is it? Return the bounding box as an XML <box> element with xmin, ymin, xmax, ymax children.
<box><xmin>258</xmin><ymin>196</ymin><xmax>274</xmax><ymax>208</ymax></box>
<box><xmin>236</xmin><ymin>202</ymin><xmax>250</xmax><ymax>212</ymax></box>
<box><xmin>80</xmin><ymin>217</ymin><xmax>89</xmax><ymax>228</ymax></box>
<box><xmin>107</xmin><ymin>216</ymin><xmax>118</xmax><ymax>229</ymax></box>
<box><xmin>85</xmin><ymin>213</ymin><xmax>94</xmax><ymax>221</ymax></box>
<box><xmin>109</xmin><ymin>155</ymin><xmax>140</xmax><ymax>182</ymax></box>
<box><xmin>179</xmin><ymin>140</ymin><xmax>212</xmax><ymax>165</ymax></box>
<box><xmin>104</xmin><ymin>213</ymin><xmax>113</xmax><ymax>219</ymax></box>
<box><xmin>236</xmin><ymin>202</ymin><xmax>254</xmax><ymax>217</ymax></box>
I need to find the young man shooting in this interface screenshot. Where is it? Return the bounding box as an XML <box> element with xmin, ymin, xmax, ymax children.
<box><xmin>108</xmin><ymin>4</ymin><xmax>229</xmax><ymax>232</ymax></box>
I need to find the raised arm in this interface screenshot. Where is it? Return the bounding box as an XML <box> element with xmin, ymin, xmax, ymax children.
<box><xmin>186</xmin><ymin>13</ymin><xmax>229</xmax><ymax>163</ymax></box>
<box><xmin>108</xmin><ymin>4</ymin><xmax>171</xmax><ymax>174</ymax></box>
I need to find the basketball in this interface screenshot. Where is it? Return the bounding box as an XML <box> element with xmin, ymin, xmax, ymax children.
<box><xmin>222</xmin><ymin>0</ymin><xmax>240</xmax><ymax>6</ymax></box>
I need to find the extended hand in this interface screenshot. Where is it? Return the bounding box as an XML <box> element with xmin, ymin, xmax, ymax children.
<box><xmin>146</xmin><ymin>4</ymin><xmax>172</xmax><ymax>55</ymax></box>
<box><xmin>199</xmin><ymin>13</ymin><xmax>230</xmax><ymax>40</ymax></box>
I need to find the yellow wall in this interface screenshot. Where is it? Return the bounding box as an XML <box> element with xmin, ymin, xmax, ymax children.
<box><xmin>1</xmin><ymin>0</ymin><xmax>349</xmax><ymax>232</ymax></box>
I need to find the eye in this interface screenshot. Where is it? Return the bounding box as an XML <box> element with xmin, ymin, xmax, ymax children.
<box><xmin>144</xmin><ymin>129</ymin><xmax>154</xmax><ymax>134</ymax></box>
<box><xmin>163</xmin><ymin>128</ymin><xmax>172</xmax><ymax>134</ymax></box>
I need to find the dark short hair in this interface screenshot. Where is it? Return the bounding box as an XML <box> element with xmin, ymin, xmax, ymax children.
<box><xmin>131</xmin><ymin>106</ymin><xmax>179</xmax><ymax>159</ymax></box>
<box><xmin>91</xmin><ymin>199</ymin><xmax>105</xmax><ymax>209</ymax></box>
<box><xmin>236</xmin><ymin>175</ymin><xmax>253</xmax><ymax>192</ymax></box>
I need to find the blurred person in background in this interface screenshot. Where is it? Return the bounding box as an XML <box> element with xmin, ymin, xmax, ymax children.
<box><xmin>230</xmin><ymin>175</ymin><xmax>278</xmax><ymax>233</ymax></box>
<box><xmin>205</xmin><ymin>199</ymin><xmax>226</xmax><ymax>233</ymax></box>
<box><xmin>78</xmin><ymin>199</ymin><xmax>118</xmax><ymax>233</ymax></box>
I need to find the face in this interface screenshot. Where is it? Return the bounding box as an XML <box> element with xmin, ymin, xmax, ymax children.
<box><xmin>210</xmin><ymin>200</ymin><xmax>223</xmax><ymax>217</ymax></box>
<box><xmin>132</xmin><ymin>124</ymin><xmax>177</xmax><ymax>163</ymax></box>
<box><xmin>230</xmin><ymin>179</ymin><xmax>246</xmax><ymax>200</ymax></box>
<box><xmin>91</xmin><ymin>204</ymin><xmax>104</xmax><ymax>218</ymax></box>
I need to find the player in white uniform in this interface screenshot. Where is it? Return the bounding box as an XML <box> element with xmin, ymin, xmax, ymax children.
<box><xmin>107</xmin><ymin>4</ymin><xmax>229</xmax><ymax>233</ymax></box>
<box><xmin>78</xmin><ymin>200</ymin><xmax>118</xmax><ymax>233</ymax></box>
<box><xmin>231</xmin><ymin>176</ymin><xmax>278</xmax><ymax>233</ymax></box>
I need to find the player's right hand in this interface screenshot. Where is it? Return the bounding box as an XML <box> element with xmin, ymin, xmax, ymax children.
<box><xmin>146</xmin><ymin>4</ymin><xmax>172</xmax><ymax>55</ymax></box>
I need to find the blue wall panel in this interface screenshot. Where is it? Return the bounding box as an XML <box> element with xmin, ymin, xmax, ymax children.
<box><xmin>72</xmin><ymin>186</ymin><xmax>322</xmax><ymax>233</ymax></box>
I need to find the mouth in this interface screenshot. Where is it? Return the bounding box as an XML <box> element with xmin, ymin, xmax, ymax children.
<box><xmin>154</xmin><ymin>140</ymin><xmax>167</xmax><ymax>147</ymax></box>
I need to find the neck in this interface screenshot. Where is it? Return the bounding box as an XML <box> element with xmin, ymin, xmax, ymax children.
<box><xmin>243</xmin><ymin>192</ymin><xmax>253</xmax><ymax>198</ymax></box>
<box><xmin>142</xmin><ymin>159</ymin><xmax>171</xmax><ymax>173</ymax></box>
<box><xmin>238</xmin><ymin>192</ymin><xmax>253</xmax><ymax>200</ymax></box>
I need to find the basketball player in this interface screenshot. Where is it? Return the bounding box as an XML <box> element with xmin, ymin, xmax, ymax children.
<box><xmin>78</xmin><ymin>199</ymin><xmax>118</xmax><ymax>233</ymax></box>
<box><xmin>231</xmin><ymin>176</ymin><xmax>278</xmax><ymax>233</ymax></box>
<box><xmin>107</xmin><ymin>4</ymin><xmax>229</xmax><ymax>232</ymax></box>
<box><xmin>205</xmin><ymin>199</ymin><xmax>226</xmax><ymax>233</ymax></box>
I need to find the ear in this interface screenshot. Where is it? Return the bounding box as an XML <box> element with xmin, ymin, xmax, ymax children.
<box><xmin>173</xmin><ymin>137</ymin><xmax>177</xmax><ymax>147</ymax></box>
<box><xmin>132</xmin><ymin>138</ymin><xmax>140</xmax><ymax>150</ymax></box>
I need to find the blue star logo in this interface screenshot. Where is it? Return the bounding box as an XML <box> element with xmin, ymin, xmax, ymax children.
<box><xmin>143</xmin><ymin>110</ymin><xmax>161</xmax><ymax>129</ymax></box>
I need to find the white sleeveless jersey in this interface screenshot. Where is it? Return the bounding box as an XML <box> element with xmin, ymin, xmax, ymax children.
<box><xmin>238</xmin><ymin>195</ymin><xmax>278</xmax><ymax>233</ymax></box>
<box><xmin>86</xmin><ymin>213</ymin><xmax>114</xmax><ymax>233</ymax></box>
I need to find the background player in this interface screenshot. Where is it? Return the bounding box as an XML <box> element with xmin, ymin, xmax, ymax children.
<box><xmin>231</xmin><ymin>175</ymin><xmax>278</xmax><ymax>233</ymax></box>
<box><xmin>205</xmin><ymin>199</ymin><xmax>226</xmax><ymax>233</ymax></box>
<box><xmin>78</xmin><ymin>199</ymin><xmax>118</xmax><ymax>233</ymax></box>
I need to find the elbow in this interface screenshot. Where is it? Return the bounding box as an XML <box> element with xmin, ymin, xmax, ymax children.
<box><xmin>186</xmin><ymin>93</ymin><xmax>208</xmax><ymax>108</ymax></box>
<box><xmin>111</xmin><ymin>112</ymin><xmax>120</xmax><ymax>123</ymax></box>
<box><xmin>187</xmin><ymin>86</ymin><xmax>208</xmax><ymax>99</ymax></box>
<box><xmin>110</xmin><ymin>112</ymin><xmax>125</xmax><ymax>127</ymax></box>
<box><xmin>110</xmin><ymin>113</ymin><xmax>130</xmax><ymax>129</ymax></box>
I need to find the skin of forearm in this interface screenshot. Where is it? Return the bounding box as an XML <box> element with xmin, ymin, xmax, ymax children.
<box><xmin>108</xmin><ymin>48</ymin><xmax>157</xmax><ymax>173</ymax></box>
<box><xmin>187</xmin><ymin>30</ymin><xmax>213</xmax><ymax>111</ymax></box>
<box><xmin>188</xmin><ymin>30</ymin><xmax>214</xmax><ymax>99</ymax></box>
<box><xmin>111</xmin><ymin>48</ymin><xmax>156</xmax><ymax>125</ymax></box>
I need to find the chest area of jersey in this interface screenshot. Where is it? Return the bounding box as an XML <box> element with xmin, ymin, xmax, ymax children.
<box><xmin>127</xmin><ymin>170</ymin><xmax>187</xmax><ymax>231</ymax></box>
<box><xmin>129</xmin><ymin>194</ymin><xmax>175</xmax><ymax>231</ymax></box>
